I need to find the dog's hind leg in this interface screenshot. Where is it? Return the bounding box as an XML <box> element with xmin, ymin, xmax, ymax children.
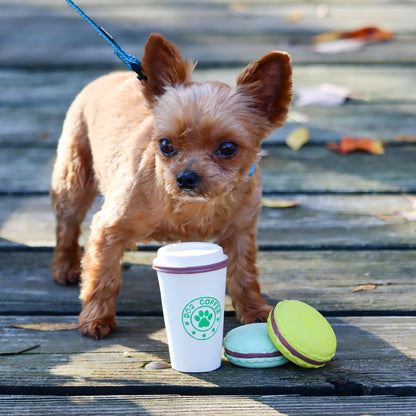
<box><xmin>51</xmin><ymin>106</ymin><xmax>97</xmax><ymax>285</ymax></box>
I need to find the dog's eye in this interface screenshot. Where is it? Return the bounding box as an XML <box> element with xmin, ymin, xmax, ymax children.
<box><xmin>215</xmin><ymin>142</ymin><xmax>239</xmax><ymax>158</ymax></box>
<box><xmin>159</xmin><ymin>137</ymin><xmax>177</xmax><ymax>157</ymax></box>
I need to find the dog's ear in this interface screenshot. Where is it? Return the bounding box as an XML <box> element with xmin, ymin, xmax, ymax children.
<box><xmin>141</xmin><ymin>33</ymin><xmax>192</xmax><ymax>107</ymax></box>
<box><xmin>237</xmin><ymin>52</ymin><xmax>292</xmax><ymax>129</ymax></box>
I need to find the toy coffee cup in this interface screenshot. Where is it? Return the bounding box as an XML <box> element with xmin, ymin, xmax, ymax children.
<box><xmin>153</xmin><ymin>242</ymin><xmax>228</xmax><ymax>372</ymax></box>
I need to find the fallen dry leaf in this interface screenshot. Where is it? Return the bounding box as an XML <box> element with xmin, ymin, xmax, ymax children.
<box><xmin>295</xmin><ymin>83</ymin><xmax>353</xmax><ymax>107</ymax></box>
<box><xmin>262</xmin><ymin>198</ymin><xmax>301</xmax><ymax>209</ymax></box>
<box><xmin>394</xmin><ymin>193</ymin><xmax>416</xmax><ymax>222</ymax></box>
<box><xmin>316</xmin><ymin>4</ymin><xmax>330</xmax><ymax>19</ymax></box>
<box><xmin>313</xmin><ymin>26</ymin><xmax>394</xmax><ymax>54</ymax></box>
<box><xmin>396</xmin><ymin>211</ymin><xmax>416</xmax><ymax>221</ymax></box>
<box><xmin>286</xmin><ymin>126</ymin><xmax>309</xmax><ymax>150</ymax></box>
<box><xmin>229</xmin><ymin>2</ymin><xmax>246</xmax><ymax>12</ymax></box>
<box><xmin>402</xmin><ymin>193</ymin><xmax>416</xmax><ymax>208</ymax></box>
<box><xmin>377</xmin><ymin>215</ymin><xmax>394</xmax><ymax>222</ymax></box>
<box><xmin>11</xmin><ymin>322</ymin><xmax>79</xmax><ymax>331</ymax></box>
<box><xmin>395</xmin><ymin>135</ymin><xmax>416</xmax><ymax>143</ymax></box>
<box><xmin>313</xmin><ymin>38</ymin><xmax>364</xmax><ymax>54</ymax></box>
<box><xmin>352</xmin><ymin>284</ymin><xmax>377</xmax><ymax>293</ymax></box>
<box><xmin>286</xmin><ymin>9</ymin><xmax>304</xmax><ymax>23</ymax></box>
<box><xmin>342</xmin><ymin>26</ymin><xmax>394</xmax><ymax>42</ymax></box>
<box><xmin>326</xmin><ymin>136</ymin><xmax>385</xmax><ymax>155</ymax></box>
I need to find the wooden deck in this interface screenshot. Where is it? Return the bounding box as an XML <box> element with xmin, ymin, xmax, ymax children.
<box><xmin>1</xmin><ymin>0</ymin><xmax>416</xmax><ymax>414</ymax></box>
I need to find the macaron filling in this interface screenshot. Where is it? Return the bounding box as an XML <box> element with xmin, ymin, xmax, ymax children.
<box><xmin>270</xmin><ymin>306</ymin><xmax>329</xmax><ymax>366</ymax></box>
<box><xmin>224</xmin><ymin>348</ymin><xmax>283</xmax><ymax>359</ymax></box>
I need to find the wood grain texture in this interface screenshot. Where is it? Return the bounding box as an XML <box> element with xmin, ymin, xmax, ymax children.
<box><xmin>1</xmin><ymin>193</ymin><xmax>415</xmax><ymax>247</ymax></box>
<box><xmin>1</xmin><ymin>395</ymin><xmax>416</xmax><ymax>416</ymax></box>
<box><xmin>1</xmin><ymin>146</ymin><xmax>416</xmax><ymax>194</ymax></box>
<box><xmin>1</xmin><ymin>66</ymin><xmax>416</xmax><ymax>146</ymax></box>
<box><xmin>0</xmin><ymin>315</ymin><xmax>415</xmax><ymax>392</ymax></box>
<box><xmin>1</xmin><ymin>250</ymin><xmax>415</xmax><ymax>314</ymax></box>
<box><xmin>0</xmin><ymin>316</ymin><xmax>416</xmax><ymax>395</ymax></box>
<box><xmin>1</xmin><ymin>0</ymin><xmax>415</xmax><ymax>412</ymax></box>
<box><xmin>1</xmin><ymin>0</ymin><xmax>415</xmax><ymax>67</ymax></box>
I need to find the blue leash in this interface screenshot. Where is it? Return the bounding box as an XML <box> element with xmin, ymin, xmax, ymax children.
<box><xmin>64</xmin><ymin>1</ymin><xmax>256</xmax><ymax>177</ymax></box>
<box><xmin>64</xmin><ymin>0</ymin><xmax>147</xmax><ymax>81</ymax></box>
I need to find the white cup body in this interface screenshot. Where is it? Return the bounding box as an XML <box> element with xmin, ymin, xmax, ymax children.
<box><xmin>153</xmin><ymin>242</ymin><xmax>228</xmax><ymax>372</ymax></box>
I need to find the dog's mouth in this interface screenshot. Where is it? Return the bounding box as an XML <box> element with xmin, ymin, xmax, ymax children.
<box><xmin>163</xmin><ymin>168</ymin><xmax>236</xmax><ymax>202</ymax></box>
<box><xmin>177</xmin><ymin>190</ymin><xmax>210</xmax><ymax>202</ymax></box>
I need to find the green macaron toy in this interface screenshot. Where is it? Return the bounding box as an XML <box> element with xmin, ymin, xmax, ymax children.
<box><xmin>224</xmin><ymin>323</ymin><xmax>289</xmax><ymax>368</ymax></box>
<box><xmin>267</xmin><ymin>300</ymin><xmax>337</xmax><ymax>368</ymax></box>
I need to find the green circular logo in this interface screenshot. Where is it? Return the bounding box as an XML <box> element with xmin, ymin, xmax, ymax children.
<box><xmin>181</xmin><ymin>296</ymin><xmax>222</xmax><ymax>340</ymax></box>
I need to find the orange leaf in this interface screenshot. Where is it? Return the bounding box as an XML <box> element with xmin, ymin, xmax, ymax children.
<box><xmin>326</xmin><ymin>136</ymin><xmax>385</xmax><ymax>155</ymax></box>
<box><xmin>314</xmin><ymin>26</ymin><xmax>394</xmax><ymax>44</ymax></box>
<box><xmin>395</xmin><ymin>135</ymin><xmax>416</xmax><ymax>143</ymax></box>
<box><xmin>341</xmin><ymin>26</ymin><xmax>394</xmax><ymax>43</ymax></box>
<box><xmin>325</xmin><ymin>142</ymin><xmax>342</xmax><ymax>152</ymax></box>
<box><xmin>377</xmin><ymin>215</ymin><xmax>393</xmax><ymax>222</ymax></box>
<box><xmin>352</xmin><ymin>284</ymin><xmax>377</xmax><ymax>292</ymax></box>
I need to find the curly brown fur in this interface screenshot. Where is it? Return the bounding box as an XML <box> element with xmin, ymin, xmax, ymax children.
<box><xmin>51</xmin><ymin>33</ymin><xmax>292</xmax><ymax>339</ymax></box>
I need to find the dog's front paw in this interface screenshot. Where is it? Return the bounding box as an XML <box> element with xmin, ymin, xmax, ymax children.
<box><xmin>79</xmin><ymin>317</ymin><xmax>116</xmax><ymax>340</ymax></box>
<box><xmin>237</xmin><ymin>303</ymin><xmax>273</xmax><ymax>324</ymax></box>
<box><xmin>51</xmin><ymin>257</ymin><xmax>81</xmax><ymax>286</ymax></box>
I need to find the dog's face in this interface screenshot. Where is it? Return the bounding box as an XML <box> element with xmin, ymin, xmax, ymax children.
<box><xmin>141</xmin><ymin>34</ymin><xmax>292</xmax><ymax>201</ymax></box>
<box><xmin>151</xmin><ymin>82</ymin><xmax>266</xmax><ymax>200</ymax></box>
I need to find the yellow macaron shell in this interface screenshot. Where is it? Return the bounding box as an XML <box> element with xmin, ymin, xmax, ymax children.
<box><xmin>267</xmin><ymin>300</ymin><xmax>337</xmax><ymax>368</ymax></box>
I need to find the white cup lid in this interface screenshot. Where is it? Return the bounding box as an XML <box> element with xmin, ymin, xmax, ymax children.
<box><xmin>153</xmin><ymin>242</ymin><xmax>228</xmax><ymax>274</ymax></box>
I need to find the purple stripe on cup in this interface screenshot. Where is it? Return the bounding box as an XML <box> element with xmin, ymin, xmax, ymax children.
<box><xmin>270</xmin><ymin>306</ymin><xmax>328</xmax><ymax>366</ymax></box>
<box><xmin>224</xmin><ymin>348</ymin><xmax>283</xmax><ymax>359</ymax></box>
<box><xmin>153</xmin><ymin>258</ymin><xmax>229</xmax><ymax>274</ymax></box>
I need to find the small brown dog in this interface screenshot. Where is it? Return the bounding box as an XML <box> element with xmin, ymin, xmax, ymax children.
<box><xmin>51</xmin><ymin>33</ymin><xmax>292</xmax><ymax>339</ymax></box>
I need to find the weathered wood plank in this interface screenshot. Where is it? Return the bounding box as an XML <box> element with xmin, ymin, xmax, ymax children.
<box><xmin>1</xmin><ymin>395</ymin><xmax>416</xmax><ymax>416</ymax></box>
<box><xmin>1</xmin><ymin>1</ymin><xmax>415</xmax><ymax>67</ymax></box>
<box><xmin>260</xmin><ymin>146</ymin><xmax>416</xmax><ymax>193</ymax></box>
<box><xmin>2</xmin><ymin>66</ymin><xmax>416</xmax><ymax>146</ymax></box>
<box><xmin>2</xmin><ymin>102</ymin><xmax>415</xmax><ymax>146</ymax></box>
<box><xmin>2</xmin><ymin>65</ymin><xmax>416</xmax><ymax>110</ymax></box>
<box><xmin>1</xmin><ymin>193</ymin><xmax>415</xmax><ymax>248</ymax></box>
<box><xmin>1</xmin><ymin>250</ymin><xmax>415</xmax><ymax>314</ymax></box>
<box><xmin>1</xmin><ymin>146</ymin><xmax>416</xmax><ymax>194</ymax></box>
<box><xmin>0</xmin><ymin>315</ymin><xmax>415</xmax><ymax>393</ymax></box>
<box><xmin>4</xmin><ymin>103</ymin><xmax>416</xmax><ymax>147</ymax></box>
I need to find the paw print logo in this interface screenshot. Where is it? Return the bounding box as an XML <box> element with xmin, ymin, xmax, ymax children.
<box><xmin>194</xmin><ymin>309</ymin><xmax>213</xmax><ymax>328</ymax></box>
<box><xmin>181</xmin><ymin>297</ymin><xmax>222</xmax><ymax>340</ymax></box>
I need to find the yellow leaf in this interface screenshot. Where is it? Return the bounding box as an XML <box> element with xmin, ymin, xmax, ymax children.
<box><xmin>262</xmin><ymin>198</ymin><xmax>301</xmax><ymax>208</ymax></box>
<box><xmin>286</xmin><ymin>127</ymin><xmax>309</xmax><ymax>151</ymax></box>
<box><xmin>11</xmin><ymin>322</ymin><xmax>79</xmax><ymax>331</ymax></box>
<box><xmin>229</xmin><ymin>2</ymin><xmax>246</xmax><ymax>12</ymax></box>
<box><xmin>327</xmin><ymin>136</ymin><xmax>385</xmax><ymax>155</ymax></box>
<box><xmin>313</xmin><ymin>31</ymin><xmax>342</xmax><ymax>43</ymax></box>
<box><xmin>286</xmin><ymin>9</ymin><xmax>304</xmax><ymax>23</ymax></box>
<box><xmin>352</xmin><ymin>284</ymin><xmax>377</xmax><ymax>293</ymax></box>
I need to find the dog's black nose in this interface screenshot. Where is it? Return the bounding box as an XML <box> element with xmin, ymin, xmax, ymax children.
<box><xmin>177</xmin><ymin>169</ymin><xmax>200</xmax><ymax>190</ymax></box>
